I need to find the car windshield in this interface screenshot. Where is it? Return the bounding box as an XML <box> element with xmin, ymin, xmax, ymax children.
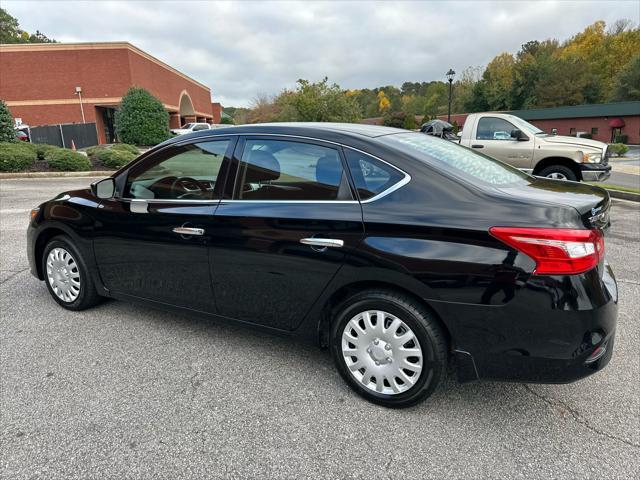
<box><xmin>503</xmin><ymin>114</ymin><xmax>546</xmax><ymax>136</ymax></box>
<box><xmin>181</xmin><ymin>123</ymin><xmax>195</xmax><ymax>129</ymax></box>
<box><xmin>380</xmin><ymin>132</ymin><xmax>530</xmax><ymax>186</ymax></box>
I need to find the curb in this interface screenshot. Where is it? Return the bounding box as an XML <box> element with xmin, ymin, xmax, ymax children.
<box><xmin>0</xmin><ymin>171</ymin><xmax>114</xmax><ymax>179</ymax></box>
<box><xmin>607</xmin><ymin>189</ymin><xmax>640</xmax><ymax>202</ymax></box>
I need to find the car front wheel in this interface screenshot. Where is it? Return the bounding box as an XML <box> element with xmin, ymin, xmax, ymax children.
<box><xmin>42</xmin><ymin>236</ymin><xmax>101</xmax><ymax>311</ymax></box>
<box><xmin>330</xmin><ymin>290</ymin><xmax>447</xmax><ymax>408</ymax></box>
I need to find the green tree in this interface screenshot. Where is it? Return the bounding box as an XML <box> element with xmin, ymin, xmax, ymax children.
<box><xmin>0</xmin><ymin>8</ymin><xmax>55</xmax><ymax>43</ymax></box>
<box><xmin>0</xmin><ymin>100</ymin><xmax>17</xmax><ymax>142</ymax></box>
<box><xmin>114</xmin><ymin>87</ymin><xmax>170</xmax><ymax>145</ymax></box>
<box><xmin>611</xmin><ymin>55</ymin><xmax>640</xmax><ymax>101</ymax></box>
<box><xmin>275</xmin><ymin>78</ymin><xmax>361</xmax><ymax>122</ymax></box>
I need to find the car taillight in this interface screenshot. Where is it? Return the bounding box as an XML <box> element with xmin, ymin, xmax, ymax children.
<box><xmin>489</xmin><ymin>227</ymin><xmax>604</xmax><ymax>275</ymax></box>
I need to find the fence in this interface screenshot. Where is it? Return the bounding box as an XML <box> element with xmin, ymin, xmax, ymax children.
<box><xmin>30</xmin><ymin>123</ymin><xmax>99</xmax><ymax>149</ymax></box>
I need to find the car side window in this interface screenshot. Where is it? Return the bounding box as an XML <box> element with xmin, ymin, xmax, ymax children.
<box><xmin>476</xmin><ymin>117</ymin><xmax>517</xmax><ymax>140</ymax></box>
<box><xmin>125</xmin><ymin>140</ymin><xmax>229</xmax><ymax>200</ymax></box>
<box><xmin>344</xmin><ymin>149</ymin><xmax>405</xmax><ymax>201</ymax></box>
<box><xmin>234</xmin><ymin>139</ymin><xmax>349</xmax><ymax>201</ymax></box>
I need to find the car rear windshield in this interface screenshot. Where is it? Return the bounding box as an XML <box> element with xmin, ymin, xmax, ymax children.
<box><xmin>380</xmin><ymin>132</ymin><xmax>530</xmax><ymax>186</ymax></box>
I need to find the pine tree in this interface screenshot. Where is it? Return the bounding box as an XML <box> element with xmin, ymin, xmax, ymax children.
<box><xmin>0</xmin><ymin>100</ymin><xmax>17</xmax><ymax>142</ymax></box>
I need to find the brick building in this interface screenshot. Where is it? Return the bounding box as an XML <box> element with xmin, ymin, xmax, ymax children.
<box><xmin>0</xmin><ymin>42</ymin><xmax>217</xmax><ymax>144</ymax></box>
<box><xmin>442</xmin><ymin>101</ymin><xmax>640</xmax><ymax>144</ymax></box>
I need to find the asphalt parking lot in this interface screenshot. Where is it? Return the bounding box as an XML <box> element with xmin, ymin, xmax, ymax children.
<box><xmin>1</xmin><ymin>177</ymin><xmax>639</xmax><ymax>479</ymax></box>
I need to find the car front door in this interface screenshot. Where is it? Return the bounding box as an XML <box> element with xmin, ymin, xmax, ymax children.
<box><xmin>472</xmin><ymin>116</ymin><xmax>534</xmax><ymax>169</ymax></box>
<box><xmin>93</xmin><ymin>137</ymin><xmax>234</xmax><ymax>313</ymax></box>
<box><xmin>209</xmin><ymin>136</ymin><xmax>364</xmax><ymax>331</ymax></box>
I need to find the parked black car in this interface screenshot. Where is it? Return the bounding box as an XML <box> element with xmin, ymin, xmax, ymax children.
<box><xmin>27</xmin><ymin>123</ymin><xmax>617</xmax><ymax>407</ymax></box>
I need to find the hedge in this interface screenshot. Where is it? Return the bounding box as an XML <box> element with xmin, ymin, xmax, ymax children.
<box><xmin>95</xmin><ymin>148</ymin><xmax>137</xmax><ymax>169</ymax></box>
<box><xmin>44</xmin><ymin>149</ymin><xmax>91</xmax><ymax>171</ymax></box>
<box><xmin>0</xmin><ymin>141</ymin><xmax>37</xmax><ymax>171</ymax></box>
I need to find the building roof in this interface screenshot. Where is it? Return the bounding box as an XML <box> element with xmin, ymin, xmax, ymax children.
<box><xmin>509</xmin><ymin>101</ymin><xmax>640</xmax><ymax>120</ymax></box>
<box><xmin>0</xmin><ymin>41</ymin><xmax>210</xmax><ymax>91</ymax></box>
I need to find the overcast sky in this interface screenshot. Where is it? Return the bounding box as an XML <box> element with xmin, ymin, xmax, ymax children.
<box><xmin>4</xmin><ymin>0</ymin><xmax>639</xmax><ymax>107</ymax></box>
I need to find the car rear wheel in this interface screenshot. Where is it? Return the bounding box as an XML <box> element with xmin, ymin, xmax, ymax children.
<box><xmin>330</xmin><ymin>290</ymin><xmax>447</xmax><ymax>408</ymax></box>
<box><xmin>42</xmin><ymin>236</ymin><xmax>101</xmax><ymax>311</ymax></box>
<box><xmin>538</xmin><ymin>165</ymin><xmax>578</xmax><ymax>181</ymax></box>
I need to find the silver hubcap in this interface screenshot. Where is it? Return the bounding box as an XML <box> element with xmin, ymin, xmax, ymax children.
<box><xmin>46</xmin><ymin>247</ymin><xmax>80</xmax><ymax>302</ymax></box>
<box><xmin>341</xmin><ymin>310</ymin><xmax>423</xmax><ymax>395</ymax></box>
<box><xmin>546</xmin><ymin>172</ymin><xmax>568</xmax><ymax>180</ymax></box>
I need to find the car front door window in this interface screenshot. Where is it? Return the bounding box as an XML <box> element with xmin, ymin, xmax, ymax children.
<box><xmin>125</xmin><ymin>140</ymin><xmax>230</xmax><ymax>200</ymax></box>
<box><xmin>476</xmin><ymin>117</ymin><xmax>518</xmax><ymax>141</ymax></box>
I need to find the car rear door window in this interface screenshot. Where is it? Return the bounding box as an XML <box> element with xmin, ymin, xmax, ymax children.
<box><xmin>125</xmin><ymin>140</ymin><xmax>230</xmax><ymax>200</ymax></box>
<box><xmin>344</xmin><ymin>149</ymin><xmax>406</xmax><ymax>201</ymax></box>
<box><xmin>234</xmin><ymin>139</ymin><xmax>350</xmax><ymax>201</ymax></box>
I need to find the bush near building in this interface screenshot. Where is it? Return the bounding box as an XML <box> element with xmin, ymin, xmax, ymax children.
<box><xmin>115</xmin><ymin>87</ymin><xmax>170</xmax><ymax>146</ymax></box>
<box><xmin>0</xmin><ymin>141</ymin><xmax>37</xmax><ymax>171</ymax></box>
<box><xmin>87</xmin><ymin>143</ymin><xmax>139</xmax><ymax>169</ymax></box>
<box><xmin>44</xmin><ymin>148</ymin><xmax>91</xmax><ymax>171</ymax></box>
<box><xmin>0</xmin><ymin>100</ymin><xmax>17</xmax><ymax>143</ymax></box>
<box><xmin>610</xmin><ymin>143</ymin><xmax>629</xmax><ymax>156</ymax></box>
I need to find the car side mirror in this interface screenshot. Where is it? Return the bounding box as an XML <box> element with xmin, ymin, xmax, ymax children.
<box><xmin>511</xmin><ymin>129</ymin><xmax>528</xmax><ymax>141</ymax></box>
<box><xmin>91</xmin><ymin>178</ymin><xmax>115</xmax><ymax>199</ymax></box>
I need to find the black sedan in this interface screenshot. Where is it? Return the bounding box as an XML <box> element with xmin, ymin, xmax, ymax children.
<box><xmin>27</xmin><ymin>123</ymin><xmax>618</xmax><ymax>408</ymax></box>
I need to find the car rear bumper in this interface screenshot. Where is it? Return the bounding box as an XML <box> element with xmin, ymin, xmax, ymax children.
<box><xmin>440</xmin><ymin>262</ymin><xmax>618</xmax><ymax>384</ymax></box>
<box><xmin>581</xmin><ymin>164</ymin><xmax>611</xmax><ymax>182</ymax></box>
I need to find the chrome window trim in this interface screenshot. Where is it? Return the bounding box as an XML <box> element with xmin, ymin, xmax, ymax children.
<box><xmin>120</xmin><ymin>198</ymin><xmax>221</xmax><ymax>204</ymax></box>
<box><xmin>124</xmin><ymin>132</ymin><xmax>411</xmax><ymax>205</ymax></box>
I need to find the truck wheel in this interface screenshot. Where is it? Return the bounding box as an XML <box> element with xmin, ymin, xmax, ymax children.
<box><xmin>538</xmin><ymin>165</ymin><xmax>578</xmax><ymax>181</ymax></box>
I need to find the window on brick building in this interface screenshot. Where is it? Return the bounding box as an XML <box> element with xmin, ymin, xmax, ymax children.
<box><xmin>591</xmin><ymin>128</ymin><xmax>599</xmax><ymax>136</ymax></box>
<box><xmin>569</xmin><ymin>128</ymin><xmax>576</xmax><ymax>136</ymax></box>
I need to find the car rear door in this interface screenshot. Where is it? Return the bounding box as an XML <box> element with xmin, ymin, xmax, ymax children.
<box><xmin>93</xmin><ymin>137</ymin><xmax>235</xmax><ymax>313</ymax></box>
<box><xmin>209</xmin><ymin>135</ymin><xmax>364</xmax><ymax>331</ymax></box>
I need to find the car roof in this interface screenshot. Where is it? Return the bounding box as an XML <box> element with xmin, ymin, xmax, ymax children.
<box><xmin>170</xmin><ymin>122</ymin><xmax>407</xmax><ymax>144</ymax></box>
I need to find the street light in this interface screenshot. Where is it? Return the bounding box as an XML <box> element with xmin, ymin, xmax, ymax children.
<box><xmin>446</xmin><ymin>69</ymin><xmax>455</xmax><ymax>123</ymax></box>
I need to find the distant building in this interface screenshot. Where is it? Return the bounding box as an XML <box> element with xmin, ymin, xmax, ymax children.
<box><xmin>442</xmin><ymin>102</ymin><xmax>640</xmax><ymax>144</ymax></box>
<box><xmin>0</xmin><ymin>42</ymin><xmax>217</xmax><ymax>144</ymax></box>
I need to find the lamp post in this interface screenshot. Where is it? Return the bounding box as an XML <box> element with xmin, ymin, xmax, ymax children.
<box><xmin>75</xmin><ymin>86</ymin><xmax>86</xmax><ymax>123</ymax></box>
<box><xmin>446</xmin><ymin>69</ymin><xmax>455</xmax><ymax>123</ymax></box>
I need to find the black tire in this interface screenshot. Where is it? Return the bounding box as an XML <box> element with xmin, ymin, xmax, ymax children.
<box><xmin>42</xmin><ymin>235</ymin><xmax>102</xmax><ymax>311</ymax></box>
<box><xmin>330</xmin><ymin>290</ymin><xmax>448</xmax><ymax>408</ymax></box>
<box><xmin>538</xmin><ymin>164</ymin><xmax>578</xmax><ymax>181</ymax></box>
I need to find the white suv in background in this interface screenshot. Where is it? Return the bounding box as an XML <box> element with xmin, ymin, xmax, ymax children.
<box><xmin>171</xmin><ymin>123</ymin><xmax>213</xmax><ymax>135</ymax></box>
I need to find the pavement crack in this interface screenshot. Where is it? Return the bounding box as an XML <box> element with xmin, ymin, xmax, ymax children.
<box><xmin>0</xmin><ymin>268</ymin><xmax>29</xmax><ymax>285</ymax></box>
<box><xmin>523</xmin><ymin>384</ymin><xmax>640</xmax><ymax>448</ymax></box>
<box><xmin>617</xmin><ymin>278</ymin><xmax>640</xmax><ymax>285</ymax></box>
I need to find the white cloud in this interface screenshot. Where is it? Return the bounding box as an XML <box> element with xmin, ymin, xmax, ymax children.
<box><xmin>4</xmin><ymin>0</ymin><xmax>638</xmax><ymax>107</ymax></box>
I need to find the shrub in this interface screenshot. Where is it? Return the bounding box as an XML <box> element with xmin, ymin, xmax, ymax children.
<box><xmin>31</xmin><ymin>143</ymin><xmax>60</xmax><ymax>160</ymax></box>
<box><xmin>0</xmin><ymin>141</ymin><xmax>37</xmax><ymax>171</ymax></box>
<box><xmin>610</xmin><ymin>143</ymin><xmax>629</xmax><ymax>157</ymax></box>
<box><xmin>95</xmin><ymin>148</ymin><xmax>136</xmax><ymax>169</ymax></box>
<box><xmin>115</xmin><ymin>87</ymin><xmax>170</xmax><ymax>145</ymax></box>
<box><xmin>0</xmin><ymin>100</ymin><xmax>17</xmax><ymax>143</ymax></box>
<box><xmin>112</xmin><ymin>143</ymin><xmax>139</xmax><ymax>155</ymax></box>
<box><xmin>403</xmin><ymin>114</ymin><xmax>417</xmax><ymax>130</ymax></box>
<box><xmin>45</xmin><ymin>149</ymin><xmax>91</xmax><ymax>171</ymax></box>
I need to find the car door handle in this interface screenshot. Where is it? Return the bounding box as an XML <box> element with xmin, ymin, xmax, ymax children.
<box><xmin>172</xmin><ymin>227</ymin><xmax>205</xmax><ymax>236</ymax></box>
<box><xmin>300</xmin><ymin>238</ymin><xmax>344</xmax><ymax>248</ymax></box>
<box><xmin>471</xmin><ymin>144</ymin><xmax>484</xmax><ymax>149</ymax></box>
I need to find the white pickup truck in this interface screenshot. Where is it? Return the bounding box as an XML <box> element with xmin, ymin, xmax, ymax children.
<box><xmin>458</xmin><ymin>113</ymin><xmax>611</xmax><ymax>182</ymax></box>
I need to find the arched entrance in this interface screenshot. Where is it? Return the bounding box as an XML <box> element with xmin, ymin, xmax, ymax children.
<box><xmin>178</xmin><ymin>90</ymin><xmax>195</xmax><ymax>126</ymax></box>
